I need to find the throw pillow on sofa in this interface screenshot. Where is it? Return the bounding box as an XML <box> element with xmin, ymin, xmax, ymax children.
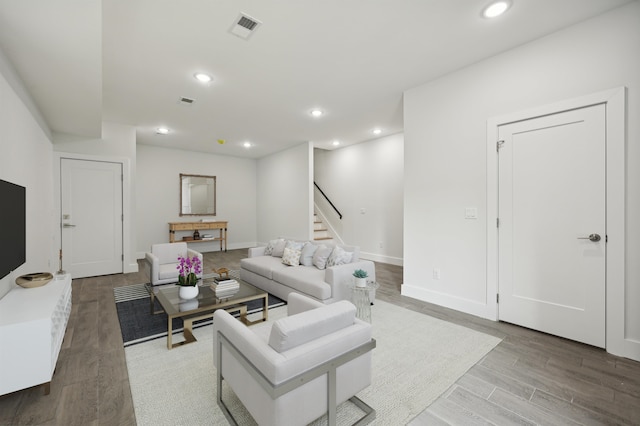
<box><xmin>285</xmin><ymin>240</ymin><xmax>305</xmax><ymax>251</ymax></box>
<box><xmin>300</xmin><ymin>242</ymin><xmax>318</xmax><ymax>266</ymax></box>
<box><xmin>271</xmin><ymin>239</ymin><xmax>287</xmax><ymax>257</ymax></box>
<box><xmin>282</xmin><ymin>247</ymin><xmax>302</xmax><ymax>266</ymax></box>
<box><xmin>326</xmin><ymin>245</ymin><xmax>353</xmax><ymax>267</ymax></box>
<box><xmin>264</xmin><ymin>238</ymin><xmax>284</xmax><ymax>256</ymax></box>
<box><xmin>312</xmin><ymin>245</ymin><xmax>332</xmax><ymax>270</ymax></box>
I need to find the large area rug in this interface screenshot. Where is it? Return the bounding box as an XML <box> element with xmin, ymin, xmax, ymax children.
<box><xmin>114</xmin><ymin>280</ymin><xmax>285</xmax><ymax>346</ymax></box>
<box><xmin>124</xmin><ymin>300</ymin><xmax>502</xmax><ymax>425</ymax></box>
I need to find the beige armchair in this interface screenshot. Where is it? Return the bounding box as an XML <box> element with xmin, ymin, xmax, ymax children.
<box><xmin>144</xmin><ymin>242</ymin><xmax>203</xmax><ymax>286</ymax></box>
<box><xmin>213</xmin><ymin>293</ymin><xmax>376</xmax><ymax>426</ymax></box>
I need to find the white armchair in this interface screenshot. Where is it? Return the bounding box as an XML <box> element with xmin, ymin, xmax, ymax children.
<box><xmin>144</xmin><ymin>242</ymin><xmax>203</xmax><ymax>286</ymax></box>
<box><xmin>213</xmin><ymin>293</ymin><xmax>376</xmax><ymax>426</ymax></box>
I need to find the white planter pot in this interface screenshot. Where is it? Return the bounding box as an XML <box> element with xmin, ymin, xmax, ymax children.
<box><xmin>179</xmin><ymin>285</ymin><xmax>199</xmax><ymax>300</ymax></box>
<box><xmin>355</xmin><ymin>277</ymin><xmax>367</xmax><ymax>288</ymax></box>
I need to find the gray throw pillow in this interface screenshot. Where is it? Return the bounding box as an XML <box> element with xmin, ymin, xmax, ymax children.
<box><xmin>264</xmin><ymin>239</ymin><xmax>281</xmax><ymax>256</ymax></box>
<box><xmin>312</xmin><ymin>245</ymin><xmax>332</xmax><ymax>270</ymax></box>
<box><xmin>300</xmin><ymin>242</ymin><xmax>318</xmax><ymax>266</ymax></box>
<box><xmin>271</xmin><ymin>239</ymin><xmax>287</xmax><ymax>257</ymax></box>
<box><xmin>326</xmin><ymin>245</ymin><xmax>353</xmax><ymax>267</ymax></box>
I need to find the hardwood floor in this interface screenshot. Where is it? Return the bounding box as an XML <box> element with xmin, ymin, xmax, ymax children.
<box><xmin>0</xmin><ymin>249</ymin><xmax>638</xmax><ymax>425</ymax></box>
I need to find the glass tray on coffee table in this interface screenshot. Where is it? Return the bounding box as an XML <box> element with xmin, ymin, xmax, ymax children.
<box><xmin>148</xmin><ymin>276</ymin><xmax>268</xmax><ymax>349</ymax></box>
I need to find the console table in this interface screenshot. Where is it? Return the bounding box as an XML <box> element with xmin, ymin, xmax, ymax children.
<box><xmin>169</xmin><ymin>221</ymin><xmax>227</xmax><ymax>251</ymax></box>
<box><xmin>0</xmin><ymin>274</ymin><xmax>72</xmax><ymax>396</ymax></box>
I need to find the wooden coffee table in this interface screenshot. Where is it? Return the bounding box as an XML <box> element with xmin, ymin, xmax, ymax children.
<box><xmin>152</xmin><ymin>278</ymin><xmax>268</xmax><ymax>349</ymax></box>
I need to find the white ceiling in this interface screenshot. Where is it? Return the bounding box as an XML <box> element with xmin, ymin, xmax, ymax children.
<box><xmin>0</xmin><ymin>0</ymin><xmax>633</xmax><ymax>159</ymax></box>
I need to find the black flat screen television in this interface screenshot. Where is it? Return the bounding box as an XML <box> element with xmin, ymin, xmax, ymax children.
<box><xmin>0</xmin><ymin>179</ymin><xmax>26</xmax><ymax>279</ymax></box>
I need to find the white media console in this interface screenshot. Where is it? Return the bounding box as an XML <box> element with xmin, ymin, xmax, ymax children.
<box><xmin>0</xmin><ymin>273</ymin><xmax>72</xmax><ymax>396</ymax></box>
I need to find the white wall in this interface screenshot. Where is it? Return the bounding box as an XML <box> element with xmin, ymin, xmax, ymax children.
<box><xmin>314</xmin><ymin>133</ymin><xmax>404</xmax><ymax>265</ymax></box>
<box><xmin>257</xmin><ymin>143</ymin><xmax>313</xmax><ymax>243</ymax></box>
<box><xmin>403</xmin><ymin>3</ymin><xmax>640</xmax><ymax>359</ymax></box>
<box><xmin>136</xmin><ymin>145</ymin><xmax>257</xmax><ymax>255</ymax></box>
<box><xmin>0</xmin><ymin>51</ymin><xmax>55</xmax><ymax>298</ymax></box>
<box><xmin>53</xmin><ymin>122</ymin><xmax>138</xmax><ymax>273</ymax></box>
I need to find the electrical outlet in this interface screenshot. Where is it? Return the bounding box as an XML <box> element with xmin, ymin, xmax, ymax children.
<box><xmin>433</xmin><ymin>268</ymin><xmax>441</xmax><ymax>280</ymax></box>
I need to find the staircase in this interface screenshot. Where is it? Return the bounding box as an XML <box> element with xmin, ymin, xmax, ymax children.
<box><xmin>313</xmin><ymin>213</ymin><xmax>334</xmax><ymax>243</ymax></box>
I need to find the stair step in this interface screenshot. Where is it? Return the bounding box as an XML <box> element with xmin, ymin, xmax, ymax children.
<box><xmin>314</xmin><ymin>228</ymin><xmax>328</xmax><ymax>232</ymax></box>
<box><xmin>314</xmin><ymin>237</ymin><xmax>333</xmax><ymax>241</ymax></box>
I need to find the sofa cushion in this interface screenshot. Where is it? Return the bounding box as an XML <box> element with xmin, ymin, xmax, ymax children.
<box><xmin>300</xmin><ymin>242</ymin><xmax>318</xmax><ymax>266</ymax></box>
<box><xmin>264</xmin><ymin>238</ymin><xmax>284</xmax><ymax>256</ymax></box>
<box><xmin>240</xmin><ymin>256</ymin><xmax>288</xmax><ymax>280</ymax></box>
<box><xmin>326</xmin><ymin>246</ymin><xmax>353</xmax><ymax>267</ymax></box>
<box><xmin>158</xmin><ymin>263</ymin><xmax>178</xmax><ymax>280</ymax></box>
<box><xmin>271</xmin><ymin>239</ymin><xmax>287</xmax><ymax>257</ymax></box>
<box><xmin>273</xmin><ymin>266</ymin><xmax>330</xmax><ymax>300</ymax></box>
<box><xmin>312</xmin><ymin>245</ymin><xmax>332</xmax><ymax>270</ymax></box>
<box><xmin>282</xmin><ymin>247</ymin><xmax>302</xmax><ymax>266</ymax></box>
<box><xmin>268</xmin><ymin>300</ymin><xmax>356</xmax><ymax>352</ymax></box>
<box><xmin>285</xmin><ymin>240</ymin><xmax>305</xmax><ymax>251</ymax></box>
<box><xmin>152</xmin><ymin>242</ymin><xmax>187</xmax><ymax>264</ymax></box>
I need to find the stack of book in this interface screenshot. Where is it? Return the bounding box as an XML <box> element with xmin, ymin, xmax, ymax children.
<box><xmin>213</xmin><ymin>277</ymin><xmax>239</xmax><ymax>298</ymax></box>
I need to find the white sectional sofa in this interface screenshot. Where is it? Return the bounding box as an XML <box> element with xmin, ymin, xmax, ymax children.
<box><xmin>240</xmin><ymin>238</ymin><xmax>376</xmax><ymax>304</ymax></box>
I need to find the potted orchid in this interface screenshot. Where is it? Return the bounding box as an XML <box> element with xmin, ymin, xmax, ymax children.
<box><xmin>176</xmin><ymin>255</ymin><xmax>202</xmax><ymax>299</ymax></box>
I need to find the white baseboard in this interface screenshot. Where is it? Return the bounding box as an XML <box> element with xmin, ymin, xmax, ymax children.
<box><xmin>124</xmin><ymin>262</ymin><xmax>139</xmax><ymax>273</ymax></box>
<box><xmin>401</xmin><ymin>283</ymin><xmax>495</xmax><ymax>321</ymax></box>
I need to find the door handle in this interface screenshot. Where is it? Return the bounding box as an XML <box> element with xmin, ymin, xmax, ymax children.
<box><xmin>62</xmin><ymin>224</ymin><xmax>76</xmax><ymax>228</ymax></box>
<box><xmin>577</xmin><ymin>233</ymin><xmax>601</xmax><ymax>242</ymax></box>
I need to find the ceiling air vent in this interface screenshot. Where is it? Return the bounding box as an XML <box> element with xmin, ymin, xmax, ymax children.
<box><xmin>229</xmin><ymin>12</ymin><xmax>262</xmax><ymax>40</ymax></box>
<box><xmin>179</xmin><ymin>97</ymin><xmax>195</xmax><ymax>105</ymax></box>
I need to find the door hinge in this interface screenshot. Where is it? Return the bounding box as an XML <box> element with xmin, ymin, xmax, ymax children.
<box><xmin>121</xmin><ymin>174</ymin><xmax>124</xmax><ymax>181</ymax></box>
<box><xmin>606</xmin><ymin>235</ymin><xmax>608</xmax><ymax>243</ymax></box>
<box><xmin>496</xmin><ymin>218</ymin><xmax>500</xmax><ymax>227</ymax></box>
<box><xmin>497</xmin><ymin>140</ymin><xmax>505</xmax><ymax>152</ymax></box>
<box><xmin>121</xmin><ymin>214</ymin><xmax>124</xmax><ymax>221</ymax></box>
<box><xmin>496</xmin><ymin>294</ymin><xmax>499</xmax><ymax>303</ymax></box>
<box><xmin>121</xmin><ymin>254</ymin><xmax>124</xmax><ymax>261</ymax></box>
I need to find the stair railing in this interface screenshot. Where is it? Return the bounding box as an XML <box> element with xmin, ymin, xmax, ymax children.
<box><xmin>314</xmin><ymin>182</ymin><xmax>343</xmax><ymax>220</ymax></box>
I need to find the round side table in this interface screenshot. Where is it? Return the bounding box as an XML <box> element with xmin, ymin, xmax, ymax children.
<box><xmin>349</xmin><ymin>281</ymin><xmax>379</xmax><ymax>323</ymax></box>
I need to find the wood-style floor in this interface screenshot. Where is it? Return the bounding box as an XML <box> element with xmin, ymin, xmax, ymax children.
<box><xmin>0</xmin><ymin>249</ymin><xmax>638</xmax><ymax>425</ymax></box>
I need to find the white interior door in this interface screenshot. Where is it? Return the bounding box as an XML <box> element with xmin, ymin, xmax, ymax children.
<box><xmin>498</xmin><ymin>104</ymin><xmax>606</xmax><ymax>348</ymax></box>
<box><xmin>61</xmin><ymin>159</ymin><xmax>123</xmax><ymax>278</ymax></box>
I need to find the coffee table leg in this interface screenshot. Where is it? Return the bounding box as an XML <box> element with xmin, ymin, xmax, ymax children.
<box><xmin>167</xmin><ymin>316</ymin><xmax>173</xmax><ymax>349</ymax></box>
<box><xmin>262</xmin><ymin>294</ymin><xmax>268</xmax><ymax>322</ymax></box>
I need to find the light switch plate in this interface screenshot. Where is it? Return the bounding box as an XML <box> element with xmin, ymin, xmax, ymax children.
<box><xmin>465</xmin><ymin>207</ymin><xmax>478</xmax><ymax>219</ymax></box>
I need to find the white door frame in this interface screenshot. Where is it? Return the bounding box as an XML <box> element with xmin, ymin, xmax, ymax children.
<box><xmin>53</xmin><ymin>152</ymin><xmax>137</xmax><ymax>276</ymax></box>
<box><xmin>486</xmin><ymin>87</ymin><xmax>627</xmax><ymax>357</ymax></box>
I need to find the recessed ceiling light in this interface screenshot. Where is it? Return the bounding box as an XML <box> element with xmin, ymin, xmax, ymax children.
<box><xmin>482</xmin><ymin>1</ymin><xmax>511</xmax><ymax>18</ymax></box>
<box><xmin>194</xmin><ymin>73</ymin><xmax>212</xmax><ymax>83</ymax></box>
<box><xmin>372</xmin><ymin>128</ymin><xmax>382</xmax><ymax>135</ymax></box>
<box><xmin>310</xmin><ymin>109</ymin><xmax>324</xmax><ymax>118</ymax></box>
<box><xmin>156</xmin><ymin>127</ymin><xmax>169</xmax><ymax>135</ymax></box>
<box><xmin>243</xmin><ymin>141</ymin><xmax>251</xmax><ymax>148</ymax></box>
<box><xmin>332</xmin><ymin>140</ymin><xmax>340</xmax><ymax>146</ymax></box>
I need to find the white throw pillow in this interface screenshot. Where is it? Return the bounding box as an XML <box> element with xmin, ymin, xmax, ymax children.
<box><xmin>268</xmin><ymin>301</ymin><xmax>356</xmax><ymax>352</ymax></box>
<box><xmin>282</xmin><ymin>247</ymin><xmax>302</xmax><ymax>266</ymax></box>
<box><xmin>326</xmin><ymin>246</ymin><xmax>353</xmax><ymax>267</ymax></box>
<box><xmin>264</xmin><ymin>239</ymin><xmax>282</xmax><ymax>256</ymax></box>
<box><xmin>271</xmin><ymin>239</ymin><xmax>287</xmax><ymax>257</ymax></box>
<box><xmin>300</xmin><ymin>242</ymin><xmax>318</xmax><ymax>266</ymax></box>
<box><xmin>312</xmin><ymin>245</ymin><xmax>332</xmax><ymax>270</ymax></box>
<box><xmin>285</xmin><ymin>240</ymin><xmax>305</xmax><ymax>251</ymax></box>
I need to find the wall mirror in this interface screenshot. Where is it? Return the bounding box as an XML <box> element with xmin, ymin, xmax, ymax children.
<box><xmin>180</xmin><ymin>173</ymin><xmax>216</xmax><ymax>216</ymax></box>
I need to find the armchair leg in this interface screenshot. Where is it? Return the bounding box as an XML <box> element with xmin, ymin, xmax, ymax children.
<box><xmin>349</xmin><ymin>396</ymin><xmax>376</xmax><ymax>425</ymax></box>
